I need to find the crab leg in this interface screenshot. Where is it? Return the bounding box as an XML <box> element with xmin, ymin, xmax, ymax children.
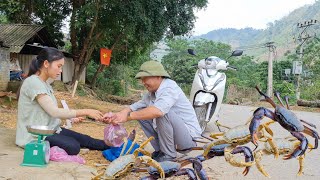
<box><xmin>140</xmin><ymin>176</ymin><xmax>157</xmax><ymax>180</ymax></box>
<box><xmin>255</xmin><ymin>86</ymin><xmax>277</xmax><ymax>108</ymax></box>
<box><xmin>259</xmin><ymin>125</ymin><xmax>279</xmax><ymax>159</ymax></box>
<box><xmin>203</xmin><ymin>140</ymin><xmax>227</xmax><ymax>157</ymax></box>
<box><xmin>274</xmin><ymin>91</ymin><xmax>285</xmax><ymax>108</ymax></box>
<box><xmin>254</xmin><ymin>150</ymin><xmax>270</xmax><ymax>178</ymax></box>
<box><xmin>283</xmin><ymin>132</ymin><xmax>308</xmax><ymax>159</ymax></box>
<box><xmin>125</xmin><ymin>134</ymin><xmax>138</xmax><ymax>155</ymax></box>
<box><xmin>92</xmin><ymin>172</ymin><xmax>104</xmax><ymax>180</ymax></box>
<box><xmin>297</xmin><ymin>155</ymin><xmax>305</xmax><ymax>176</ymax></box>
<box><xmin>215</xmin><ymin>121</ymin><xmax>232</xmax><ymax>130</ymax></box>
<box><xmin>209</xmin><ymin>132</ymin><xmax>224</xmax><ymax>139</ymax></box>
<box><xmin>133</xmin><ymin>137</ymin><xmax>155</xmax><ymax>157</ymax></box>
<box><xmin>300</xmin><ymin>119</ymin><xmax>317</xmax><ymax>129</ymax></box>
<box><xmin>120</xmin><ymin>138</ymin><xmax>129</xmax><ymax>156</ymax></box>
<box><xmin>137</xmin><ymin>156</ymin><xmax>165</xmax><ymax>179</ymax></box>
<box><xmin>284</xmin><ymin>95</ymin><xmax>290</xmax><ymax>110</ymax></box>
<box><xmin>302</xmin><ymin>125</ymin><xmax>319</xmax><ymax>149</ymax></box>
<box><xmin>174</xmin><ymin>168</ymin><xmax>197</xmax><ymax>180</ymax></box>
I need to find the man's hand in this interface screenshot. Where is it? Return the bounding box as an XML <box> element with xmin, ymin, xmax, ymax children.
<box><xmin>110</xmin><ymin>111</ymin><xmax>129</xmax><ymax>124</ymax></box>
<box><xmin>102</xmin><ymin>112</ymin><xmax>115</xmax><ymax>124</ymax></box>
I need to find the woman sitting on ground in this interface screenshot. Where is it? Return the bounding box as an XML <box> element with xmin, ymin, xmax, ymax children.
<box><xmin>16</xmin><ymin>47</ymin><xmax>110</xmax><ymax>155</ymax></box>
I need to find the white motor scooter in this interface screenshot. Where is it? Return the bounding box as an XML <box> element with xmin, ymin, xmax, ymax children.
<box><xmin>188</xmin><ymin>49</ymin><xmax>243</xmax><ymax>133</ymax></box>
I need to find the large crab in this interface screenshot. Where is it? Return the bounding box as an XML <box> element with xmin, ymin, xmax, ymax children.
<box><xmin>93</xmin><ymin>136</ymin><xmax>164</xmax><ymax>180</ymax></box>
<box><xmin>254</xmin><ymin>137</ymin><xmax>314</xmax><ymax>177</ymax></box>
<box><xmin>208</xmin><ymin>121</ymin><xmax>279</xmax><ymax>157</ymax></box>
<box><xmin>200</xmin><ymin>122</ymin><xmax>277</xmax><ymax>177</ymax></box>
<box><xmin>140</xmin><ymin>158</ymin><xmax>208</xmax><ymax>180</ymax></box>
<box><xmin>250</xmin><ymin>86</ymin><xmax>319</xmax><ymax>160</ymax></box>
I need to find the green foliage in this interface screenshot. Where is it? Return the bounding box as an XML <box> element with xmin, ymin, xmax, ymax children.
<box><xmin>299</xmin><ymin>38</ymin><xmax>320</xmax><ymax>100</ymax></box>
<box><xmin>86</xmin><ymin>46</ymin><xmax>151</xmax><ymax>97</ymax></box>
<box><xmin>194</xmin><ymin>1</ymin><xmax>320</xmax><ymax>59</ymax></box>
<box><xmin>76</xmin><ymin>87</ymin><xmax>87</xmax><ymax>97</ymax></box>
<box><xmin>0</xmin><ymin>0</ymin><xmax>70</xmax><ymax>47</ymax></box>
<box><xmin>162</xmin><ymin>38</ymin><xmax>231</xmax><ymax>93</ymax></box>
<box><xmin>301</xmin><ymin>80</ymin><xmax>320</xmax><ymax>100</ymax></box>
<box><xmin>162</xmin><ymin>38</ymin><xmax>301</xmax><ymax>101</ymax></box>
<box><xmin>0</xmin><ymin>12</ymin><xmax>8</xmax><ymax>23</ymax></box>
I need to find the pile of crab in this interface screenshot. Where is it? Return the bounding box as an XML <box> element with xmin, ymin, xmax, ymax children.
<box><xmin>92</xmin><ymin>86</ymin><xmax>319</xmax><ymax>179</ymax></box>
<box><xmin>200</xmin><ymin>86</ymin><xmax>319</xmax><ymax>178</ymax></box>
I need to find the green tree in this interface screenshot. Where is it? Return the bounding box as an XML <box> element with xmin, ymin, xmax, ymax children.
<box><xmin>0</xmin><ymin>0</ymin><xmax>208</xmax><ymax>85</ymax></box>
<box><xmin>0</xmin><ymin>0</ymin><xmax>70</xmax><ymax>47</ymax></box>
<box><xmin>162</xmin><ymin>38</ymin><xmax>232</xmax><ymax>93</ymax></box>
<box><xmin>68</xmin><ymin>0</ymin><xmax>208</xmax><ymax>84</ymax></box>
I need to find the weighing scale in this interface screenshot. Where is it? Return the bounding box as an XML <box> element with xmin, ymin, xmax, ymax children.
<box><xmin>21</xmin><ymin>125</ymin><xmax>57</xmax><ymax>167</ymax></box>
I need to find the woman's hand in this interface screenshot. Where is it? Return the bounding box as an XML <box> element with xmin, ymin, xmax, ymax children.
<box><xmin>71</xmin><ymin>117</ymin><xmax>85</xmax><ymax>123</ymax></box>
<box><xmin>102</xmin><ymin>112</ymin><xmax>114</xmax><ymax>123</ymax></box>
<box><xmin>86</xmin><ymin>109</ymin><xmax>103</xmax><ymax>120</ymax></box>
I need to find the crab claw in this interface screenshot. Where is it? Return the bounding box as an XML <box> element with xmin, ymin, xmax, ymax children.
<box><xmin>242</xmin><ymin>166</ymin><xmax>251</xmax><ymax>176</ymax></box>
<box><xmin>225</xmin><ymin>146</ymin><xmax>255</xmax><ymax>169</ymax></box>
<box><xmin>249</xmin><ymin>114</ymin><xmax>261</xmax><ymax>149</ymax></box>
<box><xmin>196</xmin><ymin>155</ymin><xmax>206</xmax><ymax>162</ymax></box>
<box><xmin>190</xmin><ymin>158</ymin><xmax>208</xmax><ymax>180</ymax></box>
<box><xmin>174</xmin><ymin>168</ymin><xmax>197</xmax><ymax>180</ymax></box>
<box><xmin>250</xmin><ymin>107</ymin><xmax>276</xmax><ymax>150</ymax></box>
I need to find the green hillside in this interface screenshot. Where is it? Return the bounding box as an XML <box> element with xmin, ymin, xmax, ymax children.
<box><xmin>194</xmin><ymin>1</ymin><xmax>320</xmax><ymax>61</ymax></box>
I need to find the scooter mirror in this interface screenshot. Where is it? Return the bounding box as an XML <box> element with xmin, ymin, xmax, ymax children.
<box><xmin>231</xmin><ymin>50</ymin><xmax>243</xmax><ymax>57</ymax></box>
<box><xmin>187</xmin><ymin>49</ymin><xmax>196</xmax><ymax>56</ymax></box>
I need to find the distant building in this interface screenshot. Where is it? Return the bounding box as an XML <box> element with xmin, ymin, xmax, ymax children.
<box><xmin>0</xmin><ymin>24</ymin><xmax>85</xmax><ymax>91</ymax></box>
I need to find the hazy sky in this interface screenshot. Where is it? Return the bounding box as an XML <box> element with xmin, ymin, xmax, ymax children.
<box><xmin>192</xmin><ymin>0</ymin><xmax>316</xmax><ymax>35</ymax></box>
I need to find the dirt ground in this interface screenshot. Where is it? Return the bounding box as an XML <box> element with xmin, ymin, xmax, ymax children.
<box><xmin>1</xmin><ymin>91</ymin><xmax>320</xmax><ymax>180</ymax></box>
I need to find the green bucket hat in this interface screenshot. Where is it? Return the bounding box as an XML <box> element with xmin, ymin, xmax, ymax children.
<box><xmin>135</xmin><ymin>60</ymin><xmax>170</xmax><ymax>79</ymax></box>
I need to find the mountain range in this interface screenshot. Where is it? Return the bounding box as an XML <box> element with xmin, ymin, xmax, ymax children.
<box><xmin>193</xmin><ymin>1</ymin><xmax>320</xmax><ymax>60</ymax></box>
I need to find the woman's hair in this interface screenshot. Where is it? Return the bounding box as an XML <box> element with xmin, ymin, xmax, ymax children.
<box><xmin>27</xmin><ymin>47</ymin><xmax>64</xmax><ymax>76</ymax></box>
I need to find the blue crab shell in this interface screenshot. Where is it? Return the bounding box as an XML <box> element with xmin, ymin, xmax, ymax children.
<box><xmin>104</xmin><ymin>154</ymin><xmax>136</xmax><ymax>178</ymax></box>
<box><xmin>147</xmin><ymin>161</ymin><xmax>181</xmax><ymax>175</ymax></box>
<box><xmin>224</xmin><ymin>125</ymin><xmax>251</xmax><ymax>144</ymax></box>
<box><xmin>275</xmin><ymin>106</ymin><xmax>304</xmax><ymax>132</ymax></box>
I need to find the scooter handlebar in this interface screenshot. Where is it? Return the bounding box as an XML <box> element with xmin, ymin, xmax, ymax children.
<box><xmin>227</xmin><ymin>65</ymin><xmax>237</xmax><ymax>70</ymax></box>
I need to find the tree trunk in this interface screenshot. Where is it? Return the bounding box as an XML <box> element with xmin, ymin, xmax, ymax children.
<box><xmin>70</xmin><ymin>0</ymin><xmax>100</xmax><ymax>85</ymax></box>
<box><xmin>90</xmin><ymin>64</ymin><xmax>105</xmax><ymax>88</ymax></box>
<box><xmin>72</xmin><ymin>63</ymin><xmax>87</xmax><ymax>84</ymax></box>
<box><xmin>297</xmin><ymin>99</ymin><xmax>320</xmax><ymax>108</ymax></box>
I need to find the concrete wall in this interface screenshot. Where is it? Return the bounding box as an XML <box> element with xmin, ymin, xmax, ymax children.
<box><xmin>17</xmin><ymin>54</ymin><xmax>85</xmax><ymax>83</ymax></box>
<box><xmin>0</xmin><ymin>47</ymin><xmax>10</xmax><ymax>91</ymax></box>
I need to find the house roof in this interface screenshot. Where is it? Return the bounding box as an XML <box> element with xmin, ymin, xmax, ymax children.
<box><xmin>0</xmin><ymin>24</ymin><xmax>57</xmax><ymax>53</ymax></box>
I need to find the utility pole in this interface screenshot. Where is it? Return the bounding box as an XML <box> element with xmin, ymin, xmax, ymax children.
<box><xmin>236</xmin><ymin>42</ymin><xmax>277</xmax><ymax>97</ymax></box>
<box><xmin>295</xmin><ymin>19</ymin><xmax>317</xmax><ymax>100</ymax></box>
<box><xmin>266</xmin><ymin>42</ymin><xmax>276</xmax><ymax>97</ymax></box>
